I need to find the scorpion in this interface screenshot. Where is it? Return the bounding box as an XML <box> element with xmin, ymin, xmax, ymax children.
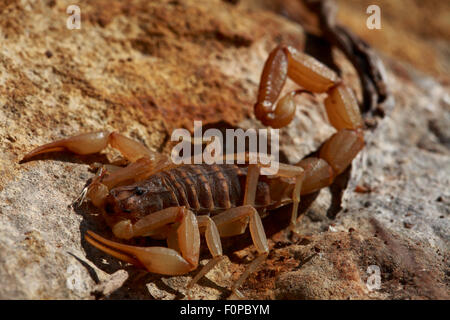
<box><xmin>21</xmin><ymin>44</ymin><xmax>367</xmax><ymax>299</ymax></box>
<box><xmin>19</xmin><ymin>0</ymin><xmax>393</xmax><ymax>298</ymax></box>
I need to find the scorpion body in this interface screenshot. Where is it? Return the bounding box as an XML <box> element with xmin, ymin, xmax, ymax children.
<box><xmin>104</xmin><ymin>164</ymin><xmax>295</xmax><ymax>225</ymax></box>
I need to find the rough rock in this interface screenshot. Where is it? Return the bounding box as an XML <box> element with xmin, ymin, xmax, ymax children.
<box><xmin>0</xmin><ymin>0</ymin><xmax>448</xmax><ymax>299</ymax></box>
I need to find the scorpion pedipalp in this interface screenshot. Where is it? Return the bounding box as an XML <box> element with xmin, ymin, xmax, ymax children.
<box><xmin>21</xmin><ymin>131</ymin><xmax>156</xmax><ymax>163</ymax></box>
<box><xmin>86</xmin><ymin>207</ymin><xmax>200</xmax><ymax>276</ymax></box>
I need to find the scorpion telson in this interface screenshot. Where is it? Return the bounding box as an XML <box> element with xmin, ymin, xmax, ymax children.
<box><xmin>22</xmin><ymin>40</ymin><xmax>372</xmax><ymax>298</ymax></box>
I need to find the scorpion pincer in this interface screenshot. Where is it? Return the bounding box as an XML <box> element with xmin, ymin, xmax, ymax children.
<box><xmin>22</xmin><ymin>45</ymin><xmax>365</xmax><ymax>299</ymax></box>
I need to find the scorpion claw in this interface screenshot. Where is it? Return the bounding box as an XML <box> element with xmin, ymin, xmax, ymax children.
<box><xmin>85</xmin><ymin>231</ymin><xmax>145</xmax><ymax>268</ymax></box>
<box><xmin>85</xmin><ymin>230</ymin><xmax>194</xmax><ymax>276</ymax></box>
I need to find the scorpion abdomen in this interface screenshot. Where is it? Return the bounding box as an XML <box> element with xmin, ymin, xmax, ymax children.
<box><xmin>107</xmin><ymin>164</ymin><xmax>281</xmax><ymax>222</ymax></box>
<box><xmin>158</xmin><ymin>164</ymin><xmax>281</xmax><ymax>214</ymax></box>
<box><xmin>159</xmin><ymin>164</ymin><xmax>247</xmax><ymax>214</ymax></box>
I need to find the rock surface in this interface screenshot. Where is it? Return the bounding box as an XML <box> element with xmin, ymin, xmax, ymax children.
<box><xmin>0</xmin><ymin>0</ymin><xmax>448</xmax><ymax>299</ymax></box>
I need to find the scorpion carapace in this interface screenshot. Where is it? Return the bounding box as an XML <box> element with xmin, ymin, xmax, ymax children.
<box><xmin>22</xmin><ymin>43</ymin><xmax>366</xmax><ymax>298</ymax></box>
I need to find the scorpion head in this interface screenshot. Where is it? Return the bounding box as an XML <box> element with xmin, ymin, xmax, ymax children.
<box><xmin>102</xmin><ymin>178</ymin><xmax>168</xmax><ymax>227</ymax></box>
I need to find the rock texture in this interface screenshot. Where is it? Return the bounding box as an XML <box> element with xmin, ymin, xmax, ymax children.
<box><xmin>0</xmin><ymin>0</ymin><xmax>448</xmax><ymax>299</ymax></box>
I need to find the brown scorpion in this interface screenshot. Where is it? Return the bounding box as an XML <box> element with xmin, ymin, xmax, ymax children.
<box><xmin>22</xmin><ymin>43</ymin><xmax>371</xmax><ymax>298</ymax></box>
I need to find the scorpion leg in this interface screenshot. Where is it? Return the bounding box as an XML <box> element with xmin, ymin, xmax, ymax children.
<box><xmin>186</xmin><ymin>215</ymin><xmax>225</xmax><ymax>294</ymax></box>
<box><xmin>85</xmin><ymin>206</ymin><xmax>201</xmax><ymax>276</ymax></box>
<box><xmin>211</xmin><ymin>165</ymin><xmax>269</xmax><ymax>298</ymax></box>
<box><xmin>207</xmin><ymin>205</ymin><xmax>268</xmax><ymax>299</ymax></box>
<box><xmin>275</xmin><ymin>163</ymin><xmax>305</xmax><ymax>228</ymax></box>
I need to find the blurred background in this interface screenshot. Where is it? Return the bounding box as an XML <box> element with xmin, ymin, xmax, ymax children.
<box><xmin>336</xmin><ymin>0</ymin><xmax>449</xmax><ymax>83</ymax></box>
<box><xmin>250</xmin><ymin>0</ymin><xmax>450</xmax><ymax>83</ymax></box>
